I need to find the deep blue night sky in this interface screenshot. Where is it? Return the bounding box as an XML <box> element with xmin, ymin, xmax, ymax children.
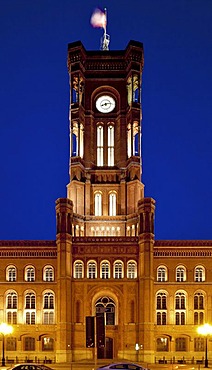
<box><xmin>0</xmin><ymin>0</ymin><xmax>212</xmax><ymax>240</ymax></box>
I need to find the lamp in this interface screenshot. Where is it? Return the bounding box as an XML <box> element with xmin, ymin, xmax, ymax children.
<box><xmin>0</xmin><ymin>323</ymin><xmax>13</xmax><ymax>366</ymax></box>
<box><xmin>197</xmin><ymin>323</ymin><xmax>212</xmax><ymax>368</ymax></box>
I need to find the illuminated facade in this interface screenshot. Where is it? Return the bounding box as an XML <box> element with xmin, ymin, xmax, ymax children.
<box><xmin>0</xmin><ymin>40</ymin><xmax>212</xmax><ymax>366</ymax></box>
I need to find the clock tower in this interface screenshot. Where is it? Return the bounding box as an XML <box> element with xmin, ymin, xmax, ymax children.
<box><xmin>67</xmin><ymin>40</ymin><xmax>144</xmax><ymax>237</ymax></box>
<box><xmin>56</xmin><ymin>40</ymin><xmax>155</xmax><ymax>363</ymax></box>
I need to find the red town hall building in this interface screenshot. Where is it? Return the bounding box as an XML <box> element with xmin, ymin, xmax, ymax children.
<box><xmin>0</xmin><ymin>40</ymin><xmax>212</xmax><ymax>366</ymax></box>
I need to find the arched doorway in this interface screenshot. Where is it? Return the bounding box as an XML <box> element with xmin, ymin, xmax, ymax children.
<box><xmin>95</xmin><ymin>297</ymin><xmax>116</xmax><ymax>359</ymax></box>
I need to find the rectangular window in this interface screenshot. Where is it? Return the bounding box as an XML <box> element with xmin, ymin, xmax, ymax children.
<box><xmin>176</xmin><ymin>337</ymin><xmax>186</xmax><ymax>351</ymax></box>
<box><xmin>24</xmin><ymin>337</ymin><xmax>35</xmax><ymax>351</ymax></box>
<box><xmin>194</xmin><ymin>338</ymin><xmax>204</xmax><ymax>351</ymax></box>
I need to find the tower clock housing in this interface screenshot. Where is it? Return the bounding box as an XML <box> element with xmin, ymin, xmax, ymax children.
<box><xmin>67</xmin><ymin>40</ymin><xmax>144</xmax><ymax>237</ymax></box>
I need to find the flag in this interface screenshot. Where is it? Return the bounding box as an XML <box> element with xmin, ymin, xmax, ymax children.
<box><xmin>90</xmin><ymin>8</ymin><xmax>106</xmax><ymax>29</ymax></box>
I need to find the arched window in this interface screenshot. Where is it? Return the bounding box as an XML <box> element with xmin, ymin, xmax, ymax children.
<box><xmin>96</xmin><ymin>297</ymin><xmax>116</xmax><ymax>325</ymax></box>
<box><xmin>109</xmin><ymin>192</ymin><xmax>116</xmax><ymax>216</ymax></box>
<box><xmin>157</xmin><ymin>266</ymin><xmax>168</xmax><ymax>282</ymax></box>
<box><xmin>107</xmin><ymin>124</ymin><xmax>114</xmax><ymax>166</ymax></box>
<box><xmin>113</xmin><ymin>260</ymin><xmax>124</xmax><ymax>279</ymax></box>
<box><xmin>94</xmin><ymin>192</ymin><xmax>102</xmax><ymax>216</ymax></box>
<box><xmin>127</xmin><ymin>123</ymin><xmax>132</xmax><ymax>158</ymax></box>
<box><xmin>175</xmin><ymin>291</ymin><xmax>186</xmax><ymax>325</ymax></box>
<box><xmin>156</xmin><ymin>337</ymin><xmax>168</xmax><ymax>351</ymax></box>
<box><xmin>100</xmin><ymin>261</ymin><xmax>110</xmax><ymax>279</ymax></box>
<box><xmin>194</xmin><ymin>292</ymin><xmax>204</xmax><ymax>325</ymax></box>
<box><xmin>87</xmin><ymin>261</ymin><xmax>97</xmax><ymax>279</ymax></box>
<box><xmin>176</xmin><ymin>265</ymin><xmax>186</xmax><ymax>282</ymax></box>
<box><xmin>6</xmin><ymin>291</ymin><xmax>17</xmax><ymax>324</ymax></box>
<box><xmin>6</xmin><ymin>266</ymin><xmax>17</xmax><ymax>282</ymax></box>
<box><xmin>74</xmin><ymin>260</ymin><xmax>84</xmax><ymax>278</ymax></box>
<box><xmin>25</xmin><ymin>292</ymin><xmax>36</xmax><ymax>324</ymax></box>
<box><xmin>156</xmin><ymin>292</ymin><xmax>167</xmax><ymax>325</ymax></box>
<box><xmin>43</xmin><ymin>266</ymin><xmax>54</xmax><ymax>282</ymax></box>
<box><xmin>97</xmin><ymin>125</ymin><xmax>104</xmax><ymax>166</ymax></box>
<box><xmin>43</xmin><ymin>292</ymin><xmax>54</xmax><ymax>324</ymax></box>
<box><xmin>42</xmin><ymin>337</ymin><xmax>54</xmax><ymax>351</ymax></box>
<box><xmin>25</xmin><ymin>266</ymin><xmax>35</xmax><ymax>282</ymax></box>
<box><xmin>71</xmin><ymin>121</ymin><xmax>84</xmax><ymax>158</ymax></box>
<box><xmin>133</xmin><ymin>121</ymin><xmax>139</xmax><ymax>156</ymax></box>
<box><xmin>195</xmin><ymin>266</ymin><xmax>205</xmax><ymax>282</ymax></box>
<box><xmin>127</xmin><ymin>260</ymin><xmax>137</xmax><ymax>279</ymax></box>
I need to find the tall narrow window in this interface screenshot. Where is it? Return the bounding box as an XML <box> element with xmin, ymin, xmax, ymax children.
<box><xmin>108</xmin><ymin>125</ymin><xmax>114</xmax><ymax>166</ymax></box>
<box><xmin>109</xmin><ymin>192</ymin><xmax>116</xmax><ymax>216</ymax></box>
<box><xmin>97</xmin><ymin>125</ymin><xmax>104</xmax><ymax>166</ymax></box>
<box><xmin>114</xmin><ymin>261</ymin><xmax>123</xmax><ymax>279</ymax></box>
<box><xmin>157</xmin><ymin>266</ymin><xmax>167</xmax><ymax>282</ymax></box>
<box><xmin>195</xmin><ymin>266</ymin><xmax>205</xmax><ymax>282</ymax></box>
<box><xmin>101</xmin><ymin>261</ymin><xmax>110</xmax><ymax>279</ymax></box>
<box><xmin>6</xmin><ymin>292</ymin><xmax>17</xmax><ymax>324</ymax></box>
<box><xmin>43</xmin><ymin>292</ymin><xmax>54</xmax><ymax>324</ymax></box>
<box><xmin>25</xmin><ymin>266</ymin><xmax>35</xmax><ymax>282</ymax></box>
<box><xmin>94</xmin><ymin>192</ymin><xmax>102</xmax><ymax>216</ymax></box>
<box><xmin>127</xmin><ymin>123</ymin><xmax>132</xmax><ymax>158</ymax></box>
<box><xmin>176</xmin><ymin>266</ymin><xmax>186</xmax><ymax>282</ymax></box>
<box><xmin>156</xmin><ymin>292</ymin><xmax>167</xmax><ymax>325</ymax></box>
<box><xmin>194</xmin><ymin>292</ymin><xmax>204</xmax><ymax>325</ymax></box>
<box><xmin>6</xmin><ymin>266</ymin><xmax>17</xmax><ymax>282</ymax></box>
<box><xmin>175</xmin><ymin>291</ymin><xmax>186</xmax><ymax>325</ymax></box>
<box><xmin>74</xmin><ymin>261</ymin><xmax>84</xmax><ymax>278</ymax></box>
<box><xmin>43</xmin><ymin>266</ymin><xmax>54</xmax><ymax>282</ymax></box>
<box><xmin>87</xmin><ymin>261</ymin><xmax>97</xmax><ymax>279</ymax></box>
<box><xmin>127</xmin><ymin>261</ymin><xmax>137</xmax><ymax>279</ymax></box>
<box><xmin>133</xmin><ymin>122</ymin><xmax>139</xmax><ymax>156</ymax></box>
<box><xmin>25</xmin><ymin>292</ymin><xmax>36</xmax><ymax>325</ymax></box>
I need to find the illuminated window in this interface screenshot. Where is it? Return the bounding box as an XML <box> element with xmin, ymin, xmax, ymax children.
<box><xmin>156</xmin><ymin>337</ymin><xmax>168</xmax><ymax>351</ymax></box>
<box><xmin>97</xmin><ymin>125</ymin><xmax>104</xmax><ymax>166</ymax></box>
<box><xmin>6</xmin><ymin>291</ymin><xmax>17</xmax><ymax>324</ymax></box>
<box><xmin>194</xmin><ymin>292</ymin><xmax>204</xmax><ymax>325</ymax></box>
<box><xmin>195</xmin><ymin>266</ymin><xmax>205</xmax><ymax>282</ymax></box>
<box><xmin>114</xmin><ymin>261</ymin><xmax>123</xmax><ymax>279</ymax></box>
<box><xmin>108</xmin><ymin>125</ymin><xmax>114</xmax><ymax>166</ymax></box>
<box><xmin>94</xmin><ymin>192</ymin><xmax>102</xmax><ymax>216</ymax></box>
<box><xmin>6</xmin><ymin>266</ymin><xmax>17</xmax><ymax>282</ymax></box>
<box><xmin>157</xmin><ymin>266</ymin><xmax>168</xmax><ymax>282</ymax></box>
<box><xmin>100</xmin><ymin>261</ymin><xmax>110</xmax><ymax>279</ymax></box>
<box><xmin>127</xmin><ymin>261</ymin><xmax>137</xmax><ymax>279</ymax></box>
<box><xmin>175</xmin><ymin>291</ymin><xmax>186</xmax><ymax>325</ymax></box>
<box><xmin>43</xmin><ymin>266</ymin><xmax>54</xmax><ymax>281</ymax></box>
<box><xmin>25</xmin><ymin>292</ymin><xmax>36</xmax><ymax>324</ymax></box>
<box><xmin>25</xmin><ymin>266</ymin><xmax>35</xmax><ymax>282</ymax></box>
<box><xmin>71</xmin><ymin>121</ymin><xmax>84</xmax><ymax>158</ymax></box>
<box><xmin>176</xmin><ymin>266</ymin><xmax>186</xmax><ymax>282</ymax></box>
<box><xmin>74</xmin><ymin>260</ymin><xmax>84</xmax><ymax>278</ymax></box>
<box><xmin>109</xmin><ymin>192</ymin><xmax>116</xmax><ymax>216</ymax></box>
<box><xmin>87</xmin><ymin>261</ymin><xmax>97</xmax><ymax>279</ymax></box>
<box><xmin>42</xmin><ymin>337</ymin><xmax>54</xmax><ymax>351</ymax></box>
<box><xmin>156</xmin><ymin>292</ymin><xmax>167</xmax><ymax>325</ymax></box>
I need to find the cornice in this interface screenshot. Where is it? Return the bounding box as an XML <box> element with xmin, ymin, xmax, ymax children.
<box><xmin>155</xmin><ymin>240</ymin><xmax>212</xmax><ymax>247</ymax></box>
<box><xmin>0</xmin><ymin>240</ymin><xmax>56</xmax><ymax>247</ymax></box>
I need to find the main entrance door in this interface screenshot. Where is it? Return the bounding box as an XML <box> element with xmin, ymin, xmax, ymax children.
<box><xmin>97</xmin><ymin>337</ymin><xmax>113</xmax><ymax>359</ymax></box>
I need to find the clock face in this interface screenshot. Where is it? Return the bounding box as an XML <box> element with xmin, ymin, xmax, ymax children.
<box><xmin>96</xmin><ymin>95</ymin><xmax>116</xmax><ymax>113</ymax></box>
